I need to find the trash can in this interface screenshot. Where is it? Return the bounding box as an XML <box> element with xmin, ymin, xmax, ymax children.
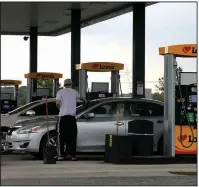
<box><xmin>104</xmin><ymin>134</ymin><xmax>133</xmax><ymax>163</ymax></box>
<box><xmin>128</xmin><ymin>120</ymin><xmax>154</xmax><ymax>156</ymax></box>
<box><xmin>43</xmin><ymin>145</ymin><xmax>57</xmax><ymax>164</ymax></box>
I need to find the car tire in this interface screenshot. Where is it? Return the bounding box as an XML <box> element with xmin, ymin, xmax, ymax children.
<box><xmin>157</xmin><ymin>136</ymin><xmax>164</xmax><ymax>155</ymax></box>
<box><xmin>39</xmin><ymin>131</ymin><xmax>57</xmax><ymax>160</ymax></box>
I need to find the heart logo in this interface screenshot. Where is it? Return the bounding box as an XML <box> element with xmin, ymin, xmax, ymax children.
<box><xmin>92</xmin><ymin>64</ymin><xmax>99</xmax><ymax>69</ymax></box>
<box><xmin>177</xmin><ymin>134</ymin><xmax>187</xmax><ymax>142</ymax></box>
<box><xmin>182</xmin><ymin>46</ymin><xmax>191</xmax><ymax>53</ymax></box>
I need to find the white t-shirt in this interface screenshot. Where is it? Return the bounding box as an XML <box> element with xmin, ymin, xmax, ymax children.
<box><xmin>56</xmin><ymin>88</ymin><xmax>80</xmax><ymax>117</ymax></box>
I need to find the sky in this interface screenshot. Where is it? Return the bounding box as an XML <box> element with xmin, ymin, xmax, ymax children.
<box><xmin>1</xmin><ymin>2</ymin><xmax>197</xmax><ymax>93</ymax></box>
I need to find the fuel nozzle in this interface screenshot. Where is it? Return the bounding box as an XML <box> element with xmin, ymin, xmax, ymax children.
<box><xmin>174</xmin><ymin>59</ymin><xmax>178</xmax><ymax>68</ymax></box>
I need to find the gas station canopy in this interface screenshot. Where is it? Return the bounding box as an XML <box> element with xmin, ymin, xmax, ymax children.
<box><xmin>1</xmin><ymin>2</ymin><xmax>158</xmax><ymax>99</ymax></box>
<box><xmin>1</xmin><ymin>2</ymin><xmax>156</xmax><ymax>36</ymax></box>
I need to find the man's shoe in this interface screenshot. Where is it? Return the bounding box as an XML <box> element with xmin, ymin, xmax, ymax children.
<box><xmin>64</xmin><ymin>155</ymin><xmax>72</xmax><ymax>160</ymax></box>
<box><xmin>71</xmin><ymin>157</ymin><xmax>77</xmax><ymax>161</ymax></box>
<box><xmin>57</xmin><ymin>156</ymin><xmax>64</xmax><ymax>161</ymax></box>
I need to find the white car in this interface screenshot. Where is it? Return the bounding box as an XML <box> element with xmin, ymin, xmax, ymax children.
<box><xmin>5</xmin><ymin>97</ymin><xmax>165</xmax><ymax>158</ymax></box>
<box><xmin>1</xmin><ymin>98</ymin><xmax>82</xmax><ymax>133</ymax></box>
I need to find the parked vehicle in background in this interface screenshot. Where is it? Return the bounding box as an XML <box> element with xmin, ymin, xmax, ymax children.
<box><xmin>5</xmin><ymin>97</ymin><xmax>164</xmax><ymax>159</ymax></box>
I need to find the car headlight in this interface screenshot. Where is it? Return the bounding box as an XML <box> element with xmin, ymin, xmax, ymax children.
<box><xmin>17</xmin><ymin>125</ymin><xmax>42</xmax><ymax>134</ymax></box>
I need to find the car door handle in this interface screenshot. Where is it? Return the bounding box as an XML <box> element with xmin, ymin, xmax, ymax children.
<box><xmin>114</xmin><ymin>122</ymin><xmax>124</xmax><ymax>126</ymax></box>
<box><xmin>156</xmin><ymin>120</ymin><xmax>163</xmax><ymax>124</ymax></box>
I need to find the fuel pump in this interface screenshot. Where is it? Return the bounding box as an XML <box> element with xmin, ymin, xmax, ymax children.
<box><xmin>159</xmin><ymin>44</ymin><xmax>197</xmax><ymax>156</ymax></box>
<box><xmin>175</xmin><ymin>70</ymin><xmax>197</xmax><ymax>150</ymax></box>
<box><xmin>0</xmin><ymin>80</ymin><xmax>21</xmax><ymax>114</ymax></box>
<box><xmin>75</xmin><ymin>62</ymin><xmax>124</xmax><ymax>100</ymax></box>
<box><xmin>24</xmin><ymin>72</ymin><xmax>63</xmax><ymax>102</ymax></box>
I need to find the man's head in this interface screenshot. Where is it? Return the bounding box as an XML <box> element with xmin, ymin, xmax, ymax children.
<box><xmin>64</xmin><ymin>79</ymin><xmax>72</xmax><ymax>88</ymax></box>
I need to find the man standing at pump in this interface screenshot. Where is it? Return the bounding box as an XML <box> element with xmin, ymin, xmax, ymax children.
<box><xmin>56</xmin><ymin>79</ymin><xmax>87</xmax><ymax>161</ymax></box>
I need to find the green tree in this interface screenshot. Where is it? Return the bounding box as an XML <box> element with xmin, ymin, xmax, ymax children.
<box><xmin>152</xmin><ymin>92</ymin><xmax>164</xmax><ymax>102</ymax></box>
<box><xmin>19</xmin><ymin>97</ymin><xmax>28</xmax><ymax>106</ymax></box>
<box><xmin>153</xmin><ymin>76</ymin><xmax>165</xmax><ymax>102</ymax></box>
<box><xmin>155</xmin><ymin>77</ymin><xmax>164</xmax><ymax>93</ymax></box>
<box><xmin>37</xmin><ymin>79</ymin><xmax>54</xmax><ymax>96</ymax></box>
<box><xmin>18</xmin><ymin>86</ymin><xmax>28</xmax><ymax>106</ymax></box>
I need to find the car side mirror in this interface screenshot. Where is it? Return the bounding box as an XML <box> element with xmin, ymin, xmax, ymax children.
<box><xmin>26</xmin><ymin>110</ymin><xmax>36</xmax><ymax>116</ymax></box>
<box><xmin>83</xmin><ymin>113</ymin><xmax>95</xmax><ymax>119</ymax></box>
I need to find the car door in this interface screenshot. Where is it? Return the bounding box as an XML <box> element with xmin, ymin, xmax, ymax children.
<box><xmin>136</xmin><ymin>101</ymin><xmax>164</xmax><ymax>151</ymax></box>
<box><xmin>126</xmin><ymin>100</ymin><xmax>164</xmax><ymax>152</ymax></box>
<box><xmin>76</xmin><ymin>101</ymin><xmax>127</xmax><ymax>152</ymax></box>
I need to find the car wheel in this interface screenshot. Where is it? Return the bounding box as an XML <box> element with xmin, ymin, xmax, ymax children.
<box><xmin>1</xmin><ymin>131</ymin><xmax>10</xmax><ymax>154</ymax></box>
<box><xmin>39</xmin><ymin>131</ymin><xmax>57</xmax><ymax>160</ymax></box>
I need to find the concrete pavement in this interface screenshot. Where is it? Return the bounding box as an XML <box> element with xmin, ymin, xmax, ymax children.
<box><xmin>1</xmin><ymin>154</ymin><xmax>197</xmax><ymax>185</ymax></box>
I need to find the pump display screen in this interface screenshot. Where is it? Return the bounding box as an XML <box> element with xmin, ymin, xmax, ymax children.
<box><xmin>191</xmin><ymin>95</ymin><xmax>197</xmax><ymax>103</ymax></box>
<box><xmin>3</xmin><ymin>104</ymin><xmax>11</xmax><ymax>110</ymax></box>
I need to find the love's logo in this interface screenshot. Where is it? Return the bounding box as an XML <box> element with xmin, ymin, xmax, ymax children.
<box><xmin>92</xmin><ymin>64</ymin><xmax>99</xmax><ymax>69</ymax></box>
<box><xmin>177</xmin><ymin>134</ymin><xmax>187</xmax><ymax>142</ymax></box>
<box><xmin>182</xmin><ymin>46</ymin><xmax>191</xmax><ymax>53</ymax></box>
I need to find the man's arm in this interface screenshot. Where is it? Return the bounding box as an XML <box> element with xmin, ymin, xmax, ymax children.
<box><xmin>56</xmin><ymin>91</ymin><xmax>61</xmax><ymax>109</ymax></box>
<box><xmin>76</xmin><ymin>91</ymin><xmax>87</xmax><ymax>103</ymax></box>
<box><xmin>79</xmin><ymin>97</ymin><xmax>87</xmax><ymax>103</ymax></box>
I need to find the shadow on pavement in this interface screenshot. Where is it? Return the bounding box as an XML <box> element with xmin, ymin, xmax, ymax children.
<box><xmin>169</xmin><ymin>171</ymin><xmax>197</xmax><ymax>176</ymax></box>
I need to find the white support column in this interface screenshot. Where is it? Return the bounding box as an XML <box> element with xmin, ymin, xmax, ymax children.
<box><xmin>163</xmin><ymin>55</ymin><xmax>169</xmax><ymax>156</ymax></box>
<box><xmin>164</xmin><ymin>54</ymin><xmax>176</xmax><ymax>157</ymax></box>
<box><xmin>79</xmin><ymin>70</ymin><xmax>87</xmax><ymax>99</ymax></box>
<box><xmin>53</xmin><ymin>79</ymin><xmax>59</xmax><ymax>97</ymax></box>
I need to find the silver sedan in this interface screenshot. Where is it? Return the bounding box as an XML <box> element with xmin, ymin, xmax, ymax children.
<box><xmin>6</xmin><ymin>97</ymin><xmax>164</xmax><ymax>159</ymax></box>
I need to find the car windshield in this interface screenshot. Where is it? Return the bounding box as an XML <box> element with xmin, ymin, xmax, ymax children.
<box><xmin>7</xmin><ymin>100</ymin><xmax>41</xmax><ymax>115</ymax></box>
